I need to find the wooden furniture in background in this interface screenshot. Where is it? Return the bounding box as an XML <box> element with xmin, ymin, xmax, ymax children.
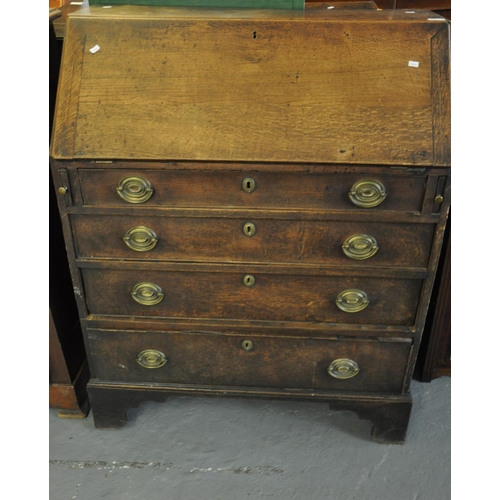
<box><xmin>49</xmin><ymin>0</ymin><xmax>71</xmax><ymax>10</ymax></box>
<box><xmin>49</xmin><ymin>7</ymin><xmax>90</xmax><ymax>418</ymax></box>
<box><xmin>415</xmin><ymin>216</ymin><xmax>451</xmax><ymax>381</ymax></box>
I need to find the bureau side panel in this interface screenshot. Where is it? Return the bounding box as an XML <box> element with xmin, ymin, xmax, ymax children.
<box><xmin>430</xmin><ymin>25</ymin><xmax>451</xmax><ymax>166</ymax></box>
<box><xmin>50</xmin><ymin>20</ymin><xmax>86</xmax><ymax>158</ymax></box>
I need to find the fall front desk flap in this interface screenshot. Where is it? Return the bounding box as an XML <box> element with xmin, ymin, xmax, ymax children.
<box><xmin>51</xmin><ymin>6</ymin><xmax>450</xmax><ymax>166</ymax></box>
<box><xmin>88</xmin><ymin>0</ymin><xmax>305</xmax><ymax>8</ymax></box>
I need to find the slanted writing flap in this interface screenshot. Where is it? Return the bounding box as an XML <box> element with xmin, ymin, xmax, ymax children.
<box><xmin>51</xmin><ymin>6</ymin><xmax>450</xmax><ymax>165</ymax></box>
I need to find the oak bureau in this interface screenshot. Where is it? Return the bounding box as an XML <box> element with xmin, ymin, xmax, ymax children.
<box><xmin>50</xmin><ymin>4</ymin><xmax>451</xmax><ymax>443</ymax></box>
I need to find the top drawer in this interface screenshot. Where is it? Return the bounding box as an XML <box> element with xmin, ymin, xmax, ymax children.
<box><xmin>78</xmin><ymin>168</ymin><xmax>426</xmax><ymax>212</ymax></box>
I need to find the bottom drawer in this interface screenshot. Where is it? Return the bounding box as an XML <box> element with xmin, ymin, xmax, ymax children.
<box><xmin>87</xmin><ymin>329</ymin><xmax>412</xmax><ymax>394</ymax></box>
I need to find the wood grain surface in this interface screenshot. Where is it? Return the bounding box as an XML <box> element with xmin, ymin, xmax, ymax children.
<box><xmin>51</xmin><ymin>7</ymin><xmax>450</xmax><ymax>165</ymax></box>
<box><xmin>71</xmin><ymin>214</ymin><xmax>434</xmax><ymax>268</ymax></box>
<box><xmin>77</xmin><ymin>167</ymin><xmax>428</xmax><ymax>212</ymax></box>
<box><xmin>87</xmin><ymin>329</ymin><xmax>412</xmax><ymax>393</ymax></box>
<box><xmin>81</xmin><ymin>267</ymin><xmax>422</xmax><ymax>325</ymax></box>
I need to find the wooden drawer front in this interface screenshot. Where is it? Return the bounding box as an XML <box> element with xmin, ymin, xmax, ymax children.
<box><xmin>72</xmin><ymin>215</ymin><xmax>434</xmax><ymax>268</ymax></box>
<box><xmin>81</xmin><ymin>269</ymin><xmax>422</xmax><ymax>326</ymax></box>
<box><xmin>78</xmin><ymin>169</ymin><xmax>426</xmax><ymax>212</ymax></box>
<box><xmin>87</xmin><ymin>329</ymin><xmax>412</xmax><ymax>393</ymax></box>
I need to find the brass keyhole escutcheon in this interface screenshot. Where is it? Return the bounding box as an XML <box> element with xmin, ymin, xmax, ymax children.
<box><xmin>123</xmin><ymin>226</ymin><xmax>159</xmax><ymax>252</ymax></box>
<box><xmin>327</xmin><ymin>358</ymin><xmax>359</xmax><ymax>379</ymax></box>
<box><xmin>116</xmin><ymin>176</ymin><xmax>154</xmax><ymax>204</ymax></box>
<box><xmin>243</xmin><ymin>222</ymin><xmax>256</xmax><ymax>237</ymax></box>
<box><xmin>242</xmin><ymin>340</ymin><xmax>253</xmax><ymax>352</ymax></box>
<box><xmin>243</xmin><ymin>274</ymin><xmax>255</xmax><ymax>287</ymax></box>
<box><xmin>242</xmin><ymin>177</ymin><xmax>256</xmax><ymax>193</ymax></box>
<box><xmin>348</xmin><ymin>180</ymin><xmax>387</xmax><ymax>208</ymax></box>
<box><xmin>335</xmin><ymin>289</ymin><xmax>369</xmax><ymax>313</ymax></box>
<box><xmin>136</xmin><ymin>349</ymin><xmax>167</xmax><ymax>369</ymax></box>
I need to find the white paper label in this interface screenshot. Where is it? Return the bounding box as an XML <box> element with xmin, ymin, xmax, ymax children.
<box><xmin>89</xmin><ymin>45</ymin><xmax>101</xmax><ymax>54</ymax></box>
<box><xmin>408</xmin><ymin>61</ymin><xmax>419</xmax><ymax>68</ymax></box>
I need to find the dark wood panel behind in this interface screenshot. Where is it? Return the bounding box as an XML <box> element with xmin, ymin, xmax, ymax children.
<box><xmin>49</xmin><ymin>10</ymin><xmax>89</xmax><ymax>417</ymax></box>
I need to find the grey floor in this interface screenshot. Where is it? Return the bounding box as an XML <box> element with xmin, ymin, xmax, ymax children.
<box><xmin>50</xmin><ymin>377</ymin><xmax>450</xmax><ymax>500</ymax></box>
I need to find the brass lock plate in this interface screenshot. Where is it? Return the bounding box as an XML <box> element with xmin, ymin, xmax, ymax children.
<box><xmin>243</xmin><ymin>222</ymin><xmax>256</xmax><ymax>237</ymax></box>
<box><xmin>242</xmin><ymin>177</ymin><xmax>256</xmax><ymax>193</ymax></box>
<box><xmin>241</xmin><ymin>340</ymin><xmax>253</xmax><ymax>352</ymax></box>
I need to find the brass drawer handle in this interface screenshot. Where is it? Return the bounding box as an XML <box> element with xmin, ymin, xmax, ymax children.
<box><xmin>116</xmin><ymin>176</ymin><xmax>154</xmax><ymax>204</ymax></box>
<box><xmin>242</xmin><ymin>177</ymin><xmax>256</xmax><ymax>193</ymax></box>
<box><xmin>327</xmin><ymin>358</ymin><xmax>360</xmax><ymax>379</ymax></box>
<box><xmin>123</xmin><ymin>226</ymin><xmax>159</xmax><ymax>252</ymax></box>
<box><xmin>131</xmin><ymin>282</ymin><xmax>164</xmax><ymax>306</ymax></box>
<box><xmin>348</xmin><ymin>180</ymin><xmax>387</xmax><ymax>208</ymax></box>
<box><xmin>342</xmin><ymin>234</ymin><xmax>379</xmax><ymax>260</ymax></box>
<box><xmin>243</xmin><ymin>222</ymin><xmax>256</xmax><ymax>237</ymax></box>
<box><xmin>136</xmin><ymin>349</ymin><xmax>167</xmax><ymax>369</ymax></box>
<box><xmin>335</xmin><ymin>289</ymin><xmax>369</xmax><ymax>313</ymax></box>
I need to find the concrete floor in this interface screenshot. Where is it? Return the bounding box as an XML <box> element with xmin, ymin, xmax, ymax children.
<box><xmin>50</xmin><ymin>377</ymin><xmax>450</xmax><ymax>500</ymax></box>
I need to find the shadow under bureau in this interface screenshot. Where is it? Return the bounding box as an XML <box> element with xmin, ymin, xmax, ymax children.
<box><xmin>50</xmin><ymin>5</ymin><xmax>450</xmax><ymax>444</ymax></box>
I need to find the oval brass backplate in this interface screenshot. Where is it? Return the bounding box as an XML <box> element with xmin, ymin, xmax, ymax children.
<box><xmin>342</xmin><ymin>234</ymin><xmax>379</xmax><ymax>260</ymax></box>
<box><xmin>241</xmin><ymin>340</ymin><xmax>253</xmax><ymax>352</ymax></box>
<box><xmin>123</xmin><ymin>226</ymin><xmax>159</xmax><ymax>252</ymax></box>
<box><xmin>136</xmin><ymin>349</ymin><xmax>167</xmax><ymax>369</ymax></box>
<box><xmin>335</xmin><ymin>289</ymin><xmax>370</xmax><ymax>313</ymax></box>
<box><xmin>131</xmin><ymin>282</ymin><xmax>165</xmax><ymax>306</ymax></box>
<box><xmin>116</xmin><ymin>176</ymin><xmax>154</xmax><ymax>204</ymax></box>
<box><xmin>243</xmin><ymin>222</ymin><xmax>256</xmax><ymax>237</ymax></box>
<box><xmin>348</xmin><ymin>180</ymin><xmax>387</xmax><ymax>208</ymax></box>
<box><xmin>242</xmin><ymin>177</ymin><xmax>256</xmax><ymax>193</ymax></box>
<box><xmin>243</xmin><ymin>274</ymin><xmax>255</xmax><ymax>287</ymax></box>
<box><xmin>327</xmin><ymin>358</ymin><xmax>360</xmax><ymax>379</ymax></box>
